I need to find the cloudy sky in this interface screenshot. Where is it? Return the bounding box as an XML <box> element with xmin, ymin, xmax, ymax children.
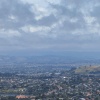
<box><xmin>0</xmin><ymin>0</ymin><xmax>100</xmax><ymax>56</ymax></box>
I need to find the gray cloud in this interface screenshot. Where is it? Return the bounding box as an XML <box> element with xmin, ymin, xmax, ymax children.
<box><xmin>0</xmin><ymin>0</ymin><xmax>100</xmax><ymax>54</ymax></box>
<box><xmin>0</xmin><ymin>0</ymin><xmax>36</xmax><ymax>30</ymax></box>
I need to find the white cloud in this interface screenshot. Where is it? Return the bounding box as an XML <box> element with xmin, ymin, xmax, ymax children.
<box><xmin>0</xmin><ymin>29</ymin><xmax>21</xmax><ymax>38</ymax></box>
<box><xmin>21</xmin><ymin>25</ymin><xmax>50</xmax><ymax>33</ymax></box>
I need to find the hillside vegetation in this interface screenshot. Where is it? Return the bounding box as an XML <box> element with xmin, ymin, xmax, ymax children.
<box><xmin>75</xmin><ymin>65</ymin><xmax>100</xmax><ymax>74</ymax></box>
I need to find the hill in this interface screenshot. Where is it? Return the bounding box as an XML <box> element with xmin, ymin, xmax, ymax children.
<box><xmin>75</xmin><ymin>65</ymin><xmax>100</xmax><ymax>74</ymax></box>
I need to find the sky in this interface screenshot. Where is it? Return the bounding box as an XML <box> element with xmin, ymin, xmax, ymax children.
<box><xmin>0</xmin><ymin>0</ymin><xmax>100</xmax><ymax>56</ymax></box>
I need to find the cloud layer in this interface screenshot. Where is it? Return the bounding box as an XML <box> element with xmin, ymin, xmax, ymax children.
<box><xmin>0</xmin><ymin>0</ymin><xmax>100</xmax><ymax>54</ymax></box>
